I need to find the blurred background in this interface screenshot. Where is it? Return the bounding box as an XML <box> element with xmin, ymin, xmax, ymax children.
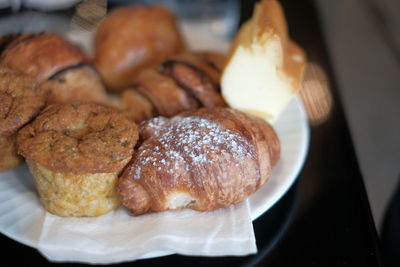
<box><xmin>0</xmin><ymin>0</ymin><xmax>398</xmax><ymax>241</ymax></box>
<box><xmin>313</xmin><ymin>0</ymin><xmax>400</xmax><ymax>231</ymax></box>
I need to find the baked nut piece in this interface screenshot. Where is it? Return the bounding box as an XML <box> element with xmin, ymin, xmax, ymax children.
<box><xmin>118</xmin><ymin>108</ymin><xmax>280</xmax><ymax>215</ymax></box>
<box><xmin>0</xmin><ymin>33</ymin><xmax>109</xmax><ymax>105</ymax></box>
<box><xmin>94</xmin><ymin>4</ymin><xmax>184</xmax><ymax>92</ymax></box>
<box><xmin>17</xmin><ymin>102</ymin><xmax>139</xmax><ymax>217</ymax></box>
<box><xmin>221</xmin><ymin>0</ymin><xmax>306</xmax><ymax>122</ymax></box>
<box><xmin>0</xmin><ymin>67</ymin><xmax>45</xmax><ymax>171</ymax></box>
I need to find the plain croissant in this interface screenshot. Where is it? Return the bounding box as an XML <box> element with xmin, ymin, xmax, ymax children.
<box><xmin>118</xmin><ymin>107</ymin><xmax>280</xmax><ymax>215</ymax></box>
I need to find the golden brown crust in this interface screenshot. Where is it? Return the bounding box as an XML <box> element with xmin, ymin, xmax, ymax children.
<box><xmin>39</xmin><ymin>64</ymin><xmax>109</xmax><ymax>105</ymax></box>
<box><xmin>119</xmin><ymin>52</ymin><xmax>227</xmax><ymax>123</ymax></box>
<box><xmin>195</xmin><ymin>51</ymin><xmax>227</xmax><ymax>73</ymax></box>
<box><xmin>0</xmin><ymin>33</ymin><xmax>88</xmax><ymax>82</ymax></box>
<box><xmin>0</xmin><ymin>135</ymin><xmax>23</xmax><ymax>171</ymax></box>
<box><xmin>137</xmin><ymin>116</ymin><xmax>169</xmax><ymax>145</ymax></box>
<box><xmin>257</xmin><ymin>0</ymin><xmax>305</xmax><ymax>92</ymax></box>
<box><xmin>226</xmin><ymin>0</ymin><xmax>305</xmax><ymax>93</ymax></box>
<box><xmin>0</xmin><ymin>33</ymin><xmax>37</xmax><ymax>54</ymax></box>
<box><xmin>133</xmin><ymin>68</ymin><xmax>199</xmax><ymax>117</ymax></box>
<box><xmin>17</xmin><ymin>102</ymin><xmax>139</xmax><ymax>174</ymax></box>
<box><xmin>0</xmin><ymin>67</ymin><xmax>45</xmax><ymax>171</ymax></box>
<box><xmin>0</xmin><ymin>67</ymin><xmax>45</xmax><ymax>137</ymax></box>
<box><xmin>163</xmin><ymin>52</ymin><xmax>223</xmax><ymax>88</ymax></box>
<box><xmin>94</xmin><ymin>4</ymin><xmax>184</xmax><ymax>92</ymax></box>
<box><xmin>161</xmin><ymin>55</ymin><xmax>226</xmax><ymax>108</ymax></box>
<box><xmin>118</xmin><ymin>108</ymin><xmax>280</xmax><ymax>215</ymax></box>
<box><xmin>121</xmin><ymin>89</ymin><xmax>157</xmax><ymax>123</ymax></box>
<box><xmin>252</xmin><ymin>115</ymin><xmax>280</xmax><ymax>167</ymax></box>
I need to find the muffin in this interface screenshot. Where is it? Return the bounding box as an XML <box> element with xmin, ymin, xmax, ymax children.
<box><xmin>0</xmin><ymin>67</ymin><xmax>45</xmax><ymax>171</ymax></box>
<box><xmin>17</xmin><ymin>102</ymin><xmax>139</xmax><ymax>217</ymax></box>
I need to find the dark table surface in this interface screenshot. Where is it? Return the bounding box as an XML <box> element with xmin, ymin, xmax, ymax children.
<box><xmin>0</xmin><ymin>0</ymin><xmax>384</xmax><ymax>266</ymax></box>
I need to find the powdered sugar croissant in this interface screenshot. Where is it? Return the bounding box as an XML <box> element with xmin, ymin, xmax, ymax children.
<box><xmin>118</xmin><ymin>108</ymin><xmax>280</xmax><ymax>215</ymax></box>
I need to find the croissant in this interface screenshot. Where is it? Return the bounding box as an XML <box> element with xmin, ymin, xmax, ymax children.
<box><xmin>134</xmin><ymin>68</ymin><xmax>200</xmax><ymax>117</ymax></box>
<box><xmin>121</xmin><ymin>52</ymin><xmax>227</xmax><ymax>123</ymax></box>
<box><xmin>195</xmin><ymin>51</ymin><xmax>228</xmax><ymax>74</ymax></box>
<box><xmin>121</xmin><ymin>89</ymin><xmax>157</xmax><ymax>123</ymax></box>
<box><xmin>118</xmin><ymin>107</ymin><xmax>280</xmax><ymax>215</ymax></box>
<box><xmin>160</xmin><ymin>53</ymin><xmax>226</xmax><ymax>108</ymax></box>
<box><xmin>0</xmin><ymin>33</ymin><xmax>109</xmax><ymax>105</ymax></box>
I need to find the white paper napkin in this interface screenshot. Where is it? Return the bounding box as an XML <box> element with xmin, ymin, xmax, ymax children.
<box><xmin>37</xmin><ymin>200</ymin><xmax>257</xmax><ymax>264</ymax></box>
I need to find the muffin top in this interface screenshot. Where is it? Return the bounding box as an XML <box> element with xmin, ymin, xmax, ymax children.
<box><xmin>0</xmin><ymin>67</ymin><xmax>45</xmax><ymax>137</ymax></box>
<box><xmin>17</xmin><ymin>102</ymin><xmax>139</xmax><ymax>174</ymax></box>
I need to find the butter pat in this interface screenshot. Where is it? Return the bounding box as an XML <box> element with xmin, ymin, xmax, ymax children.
<box><xmin>221</xmin><ymin>0</ymin><xmax>306</xmax><ymax>123</ymax></box>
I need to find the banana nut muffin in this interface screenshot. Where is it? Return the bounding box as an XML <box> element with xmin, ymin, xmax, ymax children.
<box><xmin>0</xmin><ymin>67</ymin><xmax>45</xmax><ymax>171</ymax></box>
<box><xmin>17</xmin><ymin>102</ymin><xmax>139</xmax><ymax>217</ymax></box>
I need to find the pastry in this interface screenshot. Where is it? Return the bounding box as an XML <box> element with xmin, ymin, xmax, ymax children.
<box><xmin>121</xmin><ymin>89</ymin><xmax>156</xmax><ymax>123</ymax></box>
<box><xmin>195</xmin><ymin>51</ymin><xmax>228</xmax><ymax>74</ymax></box>
<box><xmin>221</xmin><ymin>0</ymin><xmax>306</xmax><ymax>122</ymax></box>
<box><xmin>131</xmin><ymin>68</ymin><xmax>199</xmax><ymax>117</ymax></box>
<box><xmin>118</xmin><ymin>107</ymin><xmax>280</xmax><ymax>215</ymax></box>
<box><xmin>0</xmin><ymin>33</ymin><xmax>87</xmax><ymax>82</ymax></box>
<box><xmin>17</xmin><ymin>102</ymin><xmax>139</xmax><ymax>217</ymax></box>
<box><xmin>94</xmin><ymin>4</ymin><xmax>184</xmax><ymax>92</ymax></box>
<box><xmin>121</xmin><ymin>52</ymin><xmax>227</xmax><ymax>123</ymax></box>
<box><xmin>39</xmin><ymin>64</ymin><xmax>109</xmax><ymax>105</ymax></box>
<box><xmin>0</xmin><ymin>67</ymin><xmax>45</xmax><ymax>171</ymax></box>
<box><xmin>161</xmin><ymin>53</ymin><xmax>226</xmax><ymax>108</ymax></box>
<box><xmin>0</xmin><ymin>33</ymin><xmax>109</xmax><ymax>105</ymax></box>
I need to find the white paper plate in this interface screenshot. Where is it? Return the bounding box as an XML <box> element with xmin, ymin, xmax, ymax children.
<box><xmin>0</xmin><ymin>96</ymin><xmax>309</xmax><ymax>259</ymax></box>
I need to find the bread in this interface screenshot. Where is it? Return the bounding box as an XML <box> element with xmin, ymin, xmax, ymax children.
<box><xmin>17</xmin><ymin>102</ymin><xmax>139</xmax><ymax>217</ymax></box>
<box><xmin>0</xmin><ymin>135</ymin><xmax>21</xmax><ymax>172</ymax></box>
<box><xmin>118</xmin><ymin>107</ymin><xmax>280</xmax><ymax>215</ymax></box>
<box><xmin>39</xmin><ymin>64</ymin><xmax>109</xmax><ymax>105</ymax></box>
<box><xmin>0</xmin><ymin>33</ymin><xmax>109</xmax><ymax>105</ymax></box>
<box><xmin>121</xmin><ymin>89</ymin><xmax>157</xmax><ymax>123</ymax></box>
<box><xmin>0</xmin><ymin>67</ymin><xmax>45</xmax><ymax>171</ymax></box>
<box><xmin>94</xmin><ymin>4</ymin><xmax>184</xmax><ymax>92</ymax></box>
<box><xmin>195</xmin><ymin>51</ymin><xmax>228</xmax><ymax>74</ymax></box>
<box><xmin>161</xmin><ymin>53</ymin><xmax>226</xmax><ymax>108</ymax></box>
<box><xmin>221</xmin><ymin>0</ymin><xmax>306</xmax><ymax>122</ymax></box>
<box><xmin>0</xmin><ymin>33</ymin><xmax>87</xmax><ymax>82</ymax></box>
<box><xmin>131</xmin><ymin>68</ymin><xmax>199</xmax><ymax>117</ymax></box>
<box><xmin>121</xmin><ymin>51</ymin><xmax>227</xmax><ymax>123</ymax></box>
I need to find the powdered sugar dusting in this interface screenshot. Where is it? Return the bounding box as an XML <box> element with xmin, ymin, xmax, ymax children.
<box><xmin>133</xmin><ymin>115</ymin><xmax>255</xmax><ymax>180</ymax></box>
